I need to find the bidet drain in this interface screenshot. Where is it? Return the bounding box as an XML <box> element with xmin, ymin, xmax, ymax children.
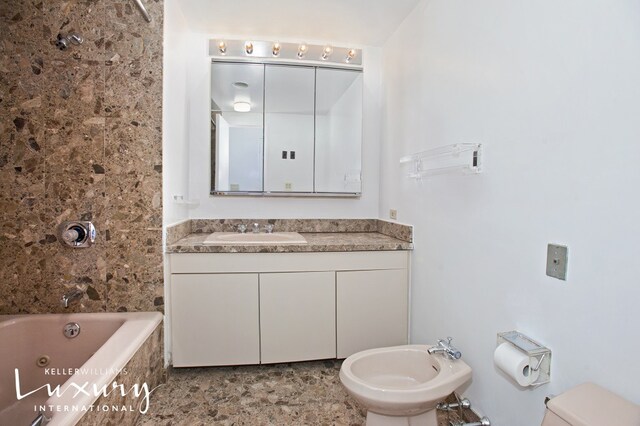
<box><xmin>36</xmin><ymin>355</ymin><xmax>50</xmax><ymax>368</ymax></box>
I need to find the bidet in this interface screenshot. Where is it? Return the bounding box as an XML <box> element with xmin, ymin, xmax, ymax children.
<box><xmin>339</xmin><ymin>344</ymin><xmax>472</xmax><ymax>426</ymax></box>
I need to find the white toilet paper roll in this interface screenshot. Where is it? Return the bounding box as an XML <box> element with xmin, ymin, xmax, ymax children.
<box><xmin>494</xmin><ymin>342</ymin><xmax>540</xmax><ymax>386</ymax></box>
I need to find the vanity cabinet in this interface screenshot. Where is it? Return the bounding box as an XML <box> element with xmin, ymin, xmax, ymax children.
<box><xmin>171</xmin><ymin>273</ymin><xmax>260</xmax><ymax>367</ymax></box>
<box><xmin>169</xmin><ymin>251</ymin><xmax>409</xmax><ymax>367</ymax></box>
<box><xmin>337</xmin><ymin>269</ymin><xmax>408</xmax><ymax>358</ymax></box>
<box><xmin>260</xmin><ymin>272</ymin><xmax>335</xmax><ymax>363</ymax></box>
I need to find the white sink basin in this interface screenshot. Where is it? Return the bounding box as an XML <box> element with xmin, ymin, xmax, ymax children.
<box><xmin>203</xmin><ymin>232</ymin><xmax>307</xmax><ymax>245</ymax></box>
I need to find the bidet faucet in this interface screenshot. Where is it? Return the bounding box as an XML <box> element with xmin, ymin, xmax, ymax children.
<box><xmin>61</xmin><ymin>288</ymin><xmax>84</xmax><ymax>308</ymax></box>
<box><xmin>428</xmin><ymin>337</ymin><xmax>462</xmax><ymax>360</ymax></box>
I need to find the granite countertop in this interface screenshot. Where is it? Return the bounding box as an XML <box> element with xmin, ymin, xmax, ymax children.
<box><xmin>166</xmin><ymin>232</ymin><xmax>413</xmax><ymax>253</ymax></box>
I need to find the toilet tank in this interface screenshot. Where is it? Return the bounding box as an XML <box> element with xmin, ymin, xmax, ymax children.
<box><xmin>541</xmin><ymin>383</ymin><xmax>640</xmax><ymax>426</ymax></box>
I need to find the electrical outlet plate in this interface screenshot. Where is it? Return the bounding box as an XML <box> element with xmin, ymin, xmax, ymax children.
<box><xmin>546</xmin><ymin>244</ymin><xmax>568</xmax><ymax>280</ymax></box>
<box><xmin>389</xmin><ymin>209</ymin><xmax>397</xmax><ymax>220</ymax></box>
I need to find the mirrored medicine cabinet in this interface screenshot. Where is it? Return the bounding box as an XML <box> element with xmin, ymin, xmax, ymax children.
<box><xmin>210</xmin><ymin>61</ymin><xmax>363</xmax><ymax>196</ymax></box>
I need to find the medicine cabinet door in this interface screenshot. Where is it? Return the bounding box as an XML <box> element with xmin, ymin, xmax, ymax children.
<box><xmin>210</xmin><ymin>62</ymin><xmax>264</xmax><ymax>192</ymax></box>
<box><xmin>315</xmin><ymin>68</ymin><xmax>363</xmax><ymax>193</ymax></box>
<box><xmin>263</xmin><ymin>65</ymin><xmax>315</xmax><ymax>193</ymax></box>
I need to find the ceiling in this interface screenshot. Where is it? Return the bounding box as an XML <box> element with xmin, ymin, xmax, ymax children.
<box><xmin>176</xmin><ymin>0</ymin><xmax>421</xmax><ymax>46</ymax></box>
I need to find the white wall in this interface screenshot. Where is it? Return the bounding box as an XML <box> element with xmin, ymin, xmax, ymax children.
<box><xmin>162</xmin><ymin>0</ymin><xmax>191</xmax><ymax>227</ymax></box>
<box><xmin>163</xmin><ymin>0</ymin><xmax>194</xmax><ymax>366</ymax></box>
<box><xmin>185</xmin><ymin>33</ymin><xmax>382</xmax><ymax>219</ymax></box>
<box><xmin>379</xmin><ymin>1</ymin><xmax>640</xmax><ymax>424</ymax></box>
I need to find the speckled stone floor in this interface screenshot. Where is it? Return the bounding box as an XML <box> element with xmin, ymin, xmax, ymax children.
<box><xmin>136</xmin><ymin>360</ymin><xmax>479</xmax><ymax>426</ymax></box>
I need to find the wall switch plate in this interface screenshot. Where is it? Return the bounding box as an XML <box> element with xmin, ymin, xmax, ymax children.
<box><xmin>389</xmin><ymin>209</ymin><xmax>398</xmax><ymax>220</ymax></box>
<box><xmin>285</xmin><ymin>182</ymin><xmax>292</xmax><ymax>191</ymax></box>
<box><xmin>546</xmin><ymin>244</ymin><xmax>568</xmax><ymax>280</ymax></box>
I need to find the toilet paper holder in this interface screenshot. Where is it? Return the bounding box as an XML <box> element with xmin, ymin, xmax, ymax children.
<box><xmin>497</xmin><ymin>331</ymin><xmax>551</xmax><ymax>386</ymax></box>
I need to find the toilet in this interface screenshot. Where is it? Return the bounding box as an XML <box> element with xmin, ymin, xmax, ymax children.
<box><xmin>541</xmin><ymin>382</ymin><xmax>640</xmax><ymax>426</ymax></box>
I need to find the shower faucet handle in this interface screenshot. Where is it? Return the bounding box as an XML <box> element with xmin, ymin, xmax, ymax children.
<box><xmin>58</xmin><ymin>221</ymin><xmax>96</xmax><ymax>248</ymax></box>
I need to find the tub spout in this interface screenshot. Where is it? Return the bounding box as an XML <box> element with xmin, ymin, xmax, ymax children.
<box><xmin>61</xmin><ymin>288</ymin><xmax>84</xmax><ymax>308</ymax></box>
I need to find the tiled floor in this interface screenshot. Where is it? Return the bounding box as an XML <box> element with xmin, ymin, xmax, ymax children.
<box><xmin>136</xmin><ymin>360</ymin><xmax>478</xmax><ymax>426</ymax></box>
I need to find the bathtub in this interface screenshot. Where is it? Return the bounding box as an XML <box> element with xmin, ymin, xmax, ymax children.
<box><xmin>0</xmin><ymin>312</ymin><xmax>163</xmax><ymax>426</ymax></box>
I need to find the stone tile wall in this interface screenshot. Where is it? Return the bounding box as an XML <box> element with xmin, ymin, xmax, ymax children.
<box><xmin>0</xmin><ymin>0</ymin><xmax>163</xmax><ymax>314</ymax></box>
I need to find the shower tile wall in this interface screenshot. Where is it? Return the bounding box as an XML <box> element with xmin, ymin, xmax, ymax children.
<box><xmin>0</xmin><ymin>0</ymin><xmax>163</xmax><ymax>314</ymax></box>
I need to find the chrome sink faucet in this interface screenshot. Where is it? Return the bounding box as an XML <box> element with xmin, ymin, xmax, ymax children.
<box><xmin>61</xmin><ymin>288</ymin><xmax>85</xmax><ymax>308</ymax></box>
<box><xmin>427</xmin><ymin>337</ymin><xmax>462</xmax><ymax>360</ymax></box>
<box><xmin>252</xmin><ymin>223</ymin><xmax>260</xmax><ymax>233</ymax></box>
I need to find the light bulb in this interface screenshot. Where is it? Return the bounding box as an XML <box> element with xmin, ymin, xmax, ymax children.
<box><xmin>321</xmin><ymin>46</ymin><xmax>333</xmax><ymax>60</ymax></box>
<box><xmin>233</xmin><ymin>101</ymin><xmax>251</xmax><ymax>112</ymax></box>
<box><xmin>297</xmin><ymin>44</ymin><xmax>308</xmax><ymax>59</ymax></box>
<box><xmin>346</xmin><ymin>49</ymin><xmax>357</xmax><ymax>62</ymax></box>
<box><xmin>218</xmin><ymin>41</ymin><xmax>226</xmax><ymax>54</ymax></box>
<box><xmin>245</xmin><ymin>42</ymin><xmax>253</xmax><ymax>55</ymax></box>
<box><xmin>272</xmin><ymin>42</ymin><xmax>281</xmax><ymax>56</ymax></box>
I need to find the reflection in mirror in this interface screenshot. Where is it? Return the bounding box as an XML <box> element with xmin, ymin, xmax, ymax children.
<box><xmin>210</xmin><ymin>63</ymin><xmax>264</xmax><ymax>192</ymax></box>
<box><xmin>210</xmin><ymin>61</ymin><xmax>363</xmax><ymax>196</ymax></box>
<box><xmin>264</xmin><ymin>65</ymin><xmax>315</xmax><ymax>193</ymax></box>
<box><xmin>315</xmin><ymin>69</ymin><xmax>363</xmax><ymax>193</ymax></box>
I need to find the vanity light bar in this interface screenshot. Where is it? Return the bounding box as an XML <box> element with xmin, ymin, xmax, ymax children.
<box><xmin>209</xmin><ymin>39</ymin><xmax>362</xmax><ymax>68</ymax></box>
<box><xmin>321</xmin><ymin>46</ymin><xmax>333</xmax><ymax>60</ymax></box>
<box><xmin>297</xmin><ymin>43</ymin><xmax>308</xmax><ymax>59</ymax></box>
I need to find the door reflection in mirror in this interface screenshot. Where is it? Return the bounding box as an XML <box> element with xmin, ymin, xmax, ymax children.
<box><xmin>210</xmin><ymin>62</ymin><xmax>264</xmax><ymax>192</ymax></box>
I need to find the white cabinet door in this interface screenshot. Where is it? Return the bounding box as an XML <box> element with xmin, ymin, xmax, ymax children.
<box><xmin>260</xmin><ymin>272</ymin><xmax>336</xmax><ymax>363</ymax></box>
<box><xmin>337</xmin><ymin>269</ymin><xmax>408</xmax><ymax>358</ymax></box>
<box><xmin>171</xmin><ymin>273</ymin><xmax>260</xmax><ymax>367</ymax></box>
